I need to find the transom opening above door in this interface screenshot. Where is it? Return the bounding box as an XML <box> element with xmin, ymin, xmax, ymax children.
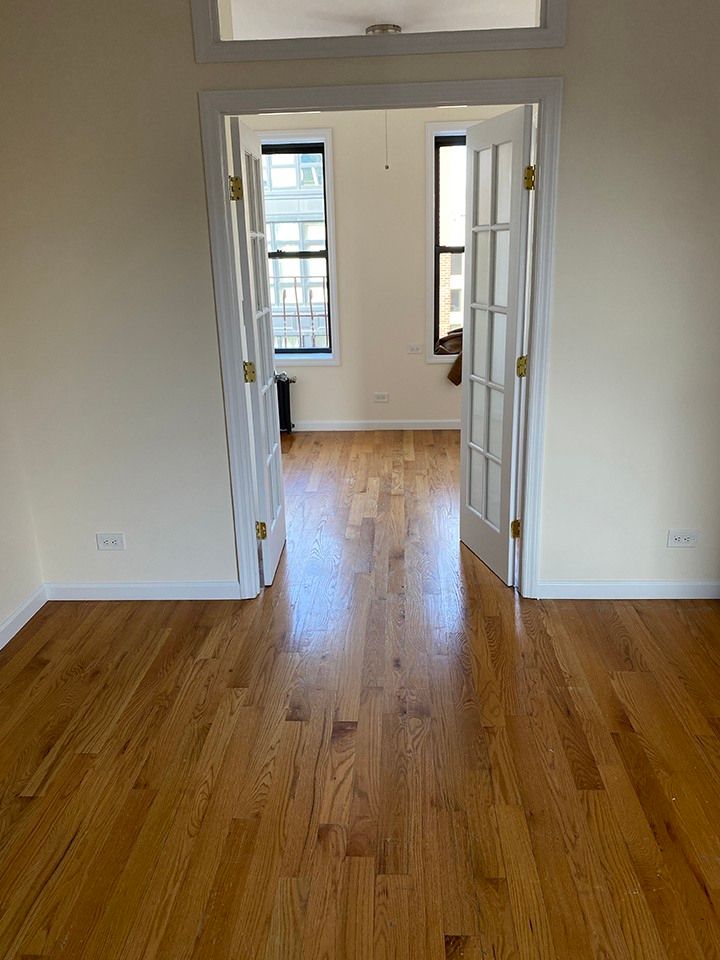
<box><xmin>191</xmin><ymin>0</ymin><xmax>566</xmax><ymax>61</ymax></box>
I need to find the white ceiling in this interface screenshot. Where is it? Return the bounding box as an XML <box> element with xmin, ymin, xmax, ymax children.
<box><xmin>224</xmin><ymin>0</ymin><xmax>540</xmax><ymax>40</ymax></box>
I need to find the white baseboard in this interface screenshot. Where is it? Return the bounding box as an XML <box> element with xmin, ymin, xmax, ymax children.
<box><xmin>0</xmin><ymin>580</ymin><xmax>246</xmax><ymax>652</ymax></box>
<box><xmin>534</xmin><ymin>580</ymin><xmax>720</xmax><ymax>600</ymax></box>
<box><xmin>0</xmin><ymin>585</ymin><xmax>48</xmax><ymax>652</ymax></box>
<box><xmin>292</xmin><ymin>419</ymin><xmax>461</xmax><ymax>432</ymax></box>
<box><xmin>2</xmin><ymin>575</ymin><xmax>717</xmax><ymax>656</ymax></box>
<box><xmin>44</xmin><ymin>581</ymin><xmax>246</xmax><ymax>601</ymax></box>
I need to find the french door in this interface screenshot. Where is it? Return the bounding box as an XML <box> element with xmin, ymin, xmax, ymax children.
<box><xmin>227</xmin><ymin>118</ymin><xmax>286</xmax><ymax>585</ymax></box>
<box><xmin>459</xmin><ymin>107</ymin><xmax>533</xmax><ymax>585</ymax></box>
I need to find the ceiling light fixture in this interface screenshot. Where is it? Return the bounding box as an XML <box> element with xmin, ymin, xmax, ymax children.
<box><xmin>365</xmin><ymin>23</ymin><xmax>402</xmax><ymax>34</ymax></box>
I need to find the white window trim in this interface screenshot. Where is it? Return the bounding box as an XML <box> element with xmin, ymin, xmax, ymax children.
<box><xmin>191</xmin><ymin>0</ymin><xmax>566</xmax><ymax>62</ymax></box>
<box><xmin>256</xmin><ymin>129</ymin><xmax>340</xmax><ymax>365</ymax></box>
<box><xmin>425</xmin><ymin>120</ymin><xmax>486</xmax><ymax>364</ymax></box>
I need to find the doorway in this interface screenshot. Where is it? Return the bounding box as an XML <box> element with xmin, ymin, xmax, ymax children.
<box><xmin>199</xmin><ymin>78</ymin><xmax>562</xmax><ymax>599</ymax></box>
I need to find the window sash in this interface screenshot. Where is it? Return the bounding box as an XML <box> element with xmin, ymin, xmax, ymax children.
<box><xmin>434</xmin><ymin>135</ymin><xmax>466</xmax><ymax>353</ymax></box>
<box><xmin>262</xmin><ymin>142</ymin><xmax>332</xmax><ymax>355</ymax></box>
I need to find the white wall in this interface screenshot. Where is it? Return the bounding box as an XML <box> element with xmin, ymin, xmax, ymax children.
<box><xmin>243</xmin><ymin>107</ymin><xmax>508</xmax><ymax>427</ymax></box>
<box><xmin>0</xmin><ymin>369</ymin><xmax>42</xmax><ymax>626</ymax></box>
<box><xmin>0</xmin><ymin>0</ymin><xmax>718</xmax><ymax>591</ymax></box>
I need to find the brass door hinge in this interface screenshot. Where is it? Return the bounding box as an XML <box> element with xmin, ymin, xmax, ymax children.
<box><xmin>523</xmin><ymin>165</ymin><xmax>536</xmax><ymax>190</ymax></box>
<box><xmin>516</xmin><ymin>355</ymin><xmax>528</xmax><ymax>378</ymax></box>
<box><xmin>228</xmin><ymin>175</ymin><xmax>243</xmax><ymax>201</ymax></box>
<box><xmin>243</xmin><ymin>361</ymin><xmax>256</xmax><ymax>383</ymax></box>
<box><xmin>255</xmin><ymin>520</ymin><xmax>267</xmax><ymax>540</ymax></box>
<box><xmin>511</xmin><ymin>519</ymin><xmax>521</xmax><ymax>539</ymax></box>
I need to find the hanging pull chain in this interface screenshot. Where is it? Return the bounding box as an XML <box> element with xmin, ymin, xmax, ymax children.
<box><xmin>384</xmin><ymin>110</ymin><xmax>390</xmax><ymax>170</ymax></box>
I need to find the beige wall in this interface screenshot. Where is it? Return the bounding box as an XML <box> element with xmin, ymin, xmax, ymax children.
<box><xmin>0</xmin><ymin>0</ymin><xmax>718</xmax><ymax>588</ymax></box>
<box><xmin>243</xmin><ymin>106</ymin><xmax>510</xmax><ymax>427</ymax></box>
<box><xmin>0</xmin><ymin>369</ymin><xmax>42</xmax><ymax>624</ymax></box>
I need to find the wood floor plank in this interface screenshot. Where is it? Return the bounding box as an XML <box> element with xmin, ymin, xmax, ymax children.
<box><xmin>595</xmin><ymin>757</ymin><xmax>717</xmax><ymax>960</ymax></box>
<box><xmin>226</xmin><ymin>720</ymin><xmax>304</xmax><ymax>960</ymax></box>
<box><xmin>116</xmin><ymin>688</ymin><xmax>247</xmax><ymax>960</ymax></box>
<box><xmin>612</xmin><ymin>670</ymin><xmax>720</xmax><ymax>888</ymax></box>
<box><xmin>611</xmin><ymin>731</ymin><xmax>720</xmax><ymax>959</ymax></box>
<box><xmin>188</xmin><ymin>817</ymin><xmax>259</xmax><ymax>959</ymax></box>
<box><xmin>299</xmin><ymin>823</ymin><xmax>346</xmax><ymax>960</ymax></box>
<box><xmin>495</xmin><ymin>803</ymin><xmax>557</xmax><ymax>960</ymax></box>
<box><xmin>505</xmin><ymin>715</ymin><xmax>595</xmax><ymax>960</ymax></box>
<box><xmin>263</xmin><ymin>876</ymin><xmax>310</xmax><ymax>960</ymax></box>
<box><xmin>338</xmin><ymin>856</ymin><xmax>374</xmax><ymax>960</ymax></box>
<box><xmin>0</xmin><ymin>431</ymin><xmax>717</xmax><ymax>959</ymax></box>
<box><xmin>374</xmin><ymin>875</ymin><xmax>410</xmax><ymax>960</ymax></box>
<box><xmin>579</xmin><ymin>788</ymin><xmax>669</xmax><ymax>959</ymax></box>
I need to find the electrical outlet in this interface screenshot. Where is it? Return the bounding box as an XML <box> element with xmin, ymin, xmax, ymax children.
<box><xmin>407</xmin><ymin>344</ymin><xmax>422</xmax><ymax>355</ymax></box>
<box><xmin>373</xmin><ymin>392</ymin><xmax>389</xmax><ymax>403</ymax></box>
<box><xmin>667</xmin><ymin>529</ymin><xmax>699</xmax><ymax>548</ymax></box>
<box><xmin>96</xmin><ymin>532</ymin><xmax>126</xmax><ymax>551</ymax></box>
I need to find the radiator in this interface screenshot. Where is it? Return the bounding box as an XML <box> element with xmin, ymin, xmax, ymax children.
<box><xmin>275</xmin><ymin>372</ymin><xmax>296</xmax><ymax>434</ymax></box>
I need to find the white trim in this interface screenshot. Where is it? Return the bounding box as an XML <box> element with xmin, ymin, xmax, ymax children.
<box><xmin>199</xmin><ymin>106</ymin><xmax>262</xmax><ymax>601</ymax></box>
<box><xmin>256</xmin><ymin>128</ymin><xmax>341</xmax><ymax>364</ymax></box>
<box><xmin>199</xmin><ymin>79</ymin><xmax>563</xmax><ymax>122</ymax></box>
<box><xmin>293</xmin><ymin>419</ymin><xmax>461</xmax><ymax>432</ymax></box>
<box><xmin>0</xmin><ymin>585</ymin><xmax>48</xmax><ymax>652</ymax></box>
<box><xmin>533</xmin><ymin>580</ymin><xmax>720</xmax><ymax>601</ymax></box>
<box><xmin>517</xmin><ymin>87</ymin><xmax>563</xmax><ymax>599</ymax></box>
<box><xmin>190</xmin><ymin>0</ymin><xmax>567</xmax><ymax>62</ymax></box>
<box><xmin>44</xmin><ymin>581</ymin><xmax>245</xmax><ymax>601</ymax></box>
<box><xmin>276</xmin><ymin>356</ymin><xmax>341</xmax><ymax>367</ymax></box>
<box><xmin>199</xmin><ymin>78</ymin><xmax>563</xmax><ymax>603</ymax></box>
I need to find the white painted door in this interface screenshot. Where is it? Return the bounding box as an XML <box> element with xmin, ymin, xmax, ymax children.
<box><xmin>228</xmin><ymin>118</ymin><xmax>286</xmax><ymax>585</ymax></box>
<box><xmin>460</xmin><ymin>107</ymin><xmax>532</xmax><ymax>585</ymax></box>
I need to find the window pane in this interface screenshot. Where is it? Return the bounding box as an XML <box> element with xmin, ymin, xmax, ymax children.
<box><xmin>496</xmin><ymin>141</ymin><xmax>513</xmax><ymax>223</ymax></box>
<box><xmin>474</xmin><ymin>148</ymin><xmax>493</xmax><ymax>226</ymax></box>
<box><xmin>264</xmin><ymin>153</ymin><xmax>327</xmax><ymax>253</ymax></box>
<box><xmin>275</xmin><ymin>222</ymin><xmax>299</xmax><ymax>242</ymax></box>
<box><xmin>471</xmin><ymin>308</ymin><xmax>489</xmax><ymax>379</ymax></box>
<box><xmin>252</xmin><ymin>237</ymin><xmax>268</xmax><ymax>311</ymax></box>
<box><xmin>300</xmin><ymin>165</ymin><xmax>323</xmax><ymax>188</ymax></box>
<box><xmin>438</xmin><ymin>143</ymin><xmax>467</xmax><ymax>247</ymax></box>
<box><xmin>490</xmin><ymin>312</ymin><xmax>506</xmax><ymax>384</ymax></box>
<box><xmin>471</xmin><ymin>382</ymin><xmax>486</xmax><ymax>448</ymax></box>
<box><xmin>488</xmin><ymin>388</ymin><xmax>503</xmax><ymax>458</ymax></box>
<box><xmin>268</xmin><ymin>255</ymin><xmax>330</xmax><ymax>351</ymax></box>
<box><xmin>494</xmin><ymin>229</ymin><xmax>510</xmax><ymax>308</ymax></box>
<box><xmin>299</xmin><ymin>153</ymin><xmax>324</xmax><ymax>189</ymax></box>
<box><xmin>303</xmin><ymin>221</ymin><xmax>326</xmax><ymax>250</ymax></box>
<box><xmin>271</xmin><ymin>166</ymin><xmax>297</xmax><ymax>189</ymax></box>
<box><xmin>486</xmin><ymin>459</ymin><xmax>501</xmax><ymax>528</ymax></box>
<box><xmin>272</xmin><ymin>222</ymin><xmax>300</xmax><ymax>252</ymax></box>
<box><xmin>473</xmin><ymin>231</ymin><xmax>490</xmax><ymax>305</ymax></box>
<box><xmin>469</xmin><ymin>448</ymin><xmax>484</xmax><ymax>516</ymax></box>
<box><xmin>220</xmin><ymin>2</ymin><xmax>541</xmax><ymax>42</ymax></box>
<box><xmin>437</xmin><ymin>251</ymin><xmax>465</xmax><ymax>339</ymax></box>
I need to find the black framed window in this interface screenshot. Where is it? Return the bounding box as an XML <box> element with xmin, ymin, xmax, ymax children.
<box><xmin>433</xmin><ymin>135</ymin><xmax>467</xmax><ymax>354</ymax></box>
<box><xmin>261</xmin><ymin>142</ymin><xmax>332</xmax><ymax>354</ymax></box>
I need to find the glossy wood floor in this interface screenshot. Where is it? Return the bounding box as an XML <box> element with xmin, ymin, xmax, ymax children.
<box><xmin>2</xmin><ymin>431</ymin><xmax>720</xmax><ymax>959</ymax></box>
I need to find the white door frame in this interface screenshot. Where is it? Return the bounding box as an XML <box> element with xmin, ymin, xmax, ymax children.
<box><xmin>198</xmin><ymin>77</ymin><xmax>562</xmax><ymax>599</ymax></box>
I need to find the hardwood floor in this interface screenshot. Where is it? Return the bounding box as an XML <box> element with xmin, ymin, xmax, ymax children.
<box><xmin>1</xmin><ymin>429</ymin><xmax>720</xmax><ymax>959</ymax></box>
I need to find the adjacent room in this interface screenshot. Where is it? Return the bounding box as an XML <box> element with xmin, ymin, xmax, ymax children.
<box><xmin>1</xmin><ymin>0</ymin><xmax>720</xmax><ymax>956</ymax></box>
<box><xmin>240</xmin><ymin>105</ymin><xmax>499</xmax><ymax>431</ymax></box>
